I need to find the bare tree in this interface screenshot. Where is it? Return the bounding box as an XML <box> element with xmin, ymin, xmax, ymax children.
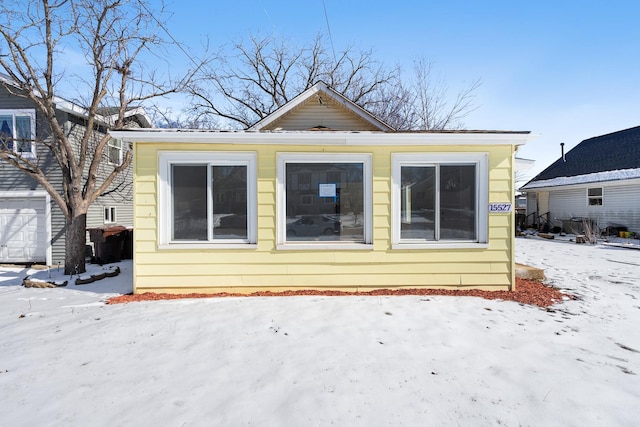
<box><xmin>185</xmin><ymin>35</ymin><xmax>480</xmax><ymax>130</ymax></box>
<box><xmin>0</xmin><ymin>0</ymin><xmax>202</xmax><ymax>274</ymax></box>
<box><xmin>408</xmin><ymin>58</ymin><xmax>481</xmax><ymax>130</ymax></box>
<box><xmin>185</xmin><ymin>34</ymin><xmax>400</xmax><ymax>129</ymax></box>
<box><xmin>150</xmin><ymin>106</ymin><xmax>220</xmax><ymax>129</ymax></box>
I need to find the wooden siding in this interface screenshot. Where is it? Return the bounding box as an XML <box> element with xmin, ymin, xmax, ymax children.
<box><xmin>260</xmin><ymin>96</ymin><xmax>382</xmax><ymax>131</ymax></box>
<box><xmin>133</xmin><ymin>142</ymin><xmax>516</xmax><ymax>294</ymax></box>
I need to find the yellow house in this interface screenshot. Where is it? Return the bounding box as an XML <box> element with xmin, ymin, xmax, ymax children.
<box><xmin>111</xmin><ymin>82</ymin><xmax>532</xmax><ymax>294</ymax></box>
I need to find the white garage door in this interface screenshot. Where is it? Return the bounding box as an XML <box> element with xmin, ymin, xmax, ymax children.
<box><xmin>0</xmin><ymin>196</ymin><xmax>48</xmax><ymax>263</ymax></box>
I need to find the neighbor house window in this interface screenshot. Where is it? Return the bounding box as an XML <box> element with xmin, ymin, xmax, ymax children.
<box><xmin>587</xmin><ymin>187</ymin><xmax>603</xmax><ymax>206</ymax></box>
<box><xmin>108</xmin><ymin>138</ymin><xmax>123</xmax><ymax>165</ymax></box>
<box><xmin>277</xmin><ymin>153</ymin><xmax>372</xmax><ymax>246</ymax></box>
<box><xmin>0</xmin><ymin>109</ymin><xmax>36</xmax><ymax>157</ymax></box>
<box><xmin>104</xmin><ymin>206</ymin><xmax>117</xmax><ymax>224</ymax></box>
<box><xmin>158</xmin><ymin>152</ymin><xmax>257</xmax><ymax>247</ymax></box>
<box><xmin>392</xmin><ymin>153</ymin><xmax>488</xmax><ymax>247</ymax></box>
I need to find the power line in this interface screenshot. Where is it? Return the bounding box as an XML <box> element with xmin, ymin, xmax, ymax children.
<box><xmin>322</xmin><ymin>0</ymin><xmax>337</xmax><ymax>64</ymax></box>
<box><xmin>257</xmin><ymin>0</ymin><xmax>279</xmax><ymax>35</ymax></box>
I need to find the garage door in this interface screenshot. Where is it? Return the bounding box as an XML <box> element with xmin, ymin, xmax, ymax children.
<box><xmin>0</xmin><ymin>196</ymin><xmax>48</xmax><ymax>263</ymax></box>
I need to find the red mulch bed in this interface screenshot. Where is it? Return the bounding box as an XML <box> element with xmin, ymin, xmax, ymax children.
<box><xmin>107</xmin><ymin>278</ymin><xmax>575</xmax><ymax>308</ymax></box>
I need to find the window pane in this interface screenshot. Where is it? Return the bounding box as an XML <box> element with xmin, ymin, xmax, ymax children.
<box><xmin>172</xmin><ymin>165</ymin><xmax>208</xmax><ymax>240</ymax></box>
<box><xmin>286</xmin><ymin>163</ymin><xmax>363</xmax><ymax>242</ymax></box>
<box><xmin>400</xmin><ymin>166</ymin><xmax>435</xmax><ymax>240</ymax></box>
<box><xmin>588</xmin><ymin>188</ymin><xmax>603</xmax><ymax>205</ymax></box>
<box><xmin>440</xmin><ymin>165</ymin><xmax>476</xmax><ymax>240</ymax></box>
<box><xmin>0</xmin><ymin>115</ymin><xmax>13</xmax><ymax>151</ymax></box>
<box><xmin>108</xmin><ymin>139</ymin><xmax>122</xmax><ymax>164</ymax></box>
<box><xmin>212</xmin><ymin>165</ymin><xmax>247</xmax><ymax>239</ymax></box>
<box><xmin>15</xmin><ymin>116</ymin><xmax>31</xmax><ymax>153</ymax></box>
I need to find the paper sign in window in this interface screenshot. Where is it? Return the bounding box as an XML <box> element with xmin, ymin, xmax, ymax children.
<box><xmin>319</xmin><ymin>183</ymin><xmax>336</xmax><ymax>197</ymax></box>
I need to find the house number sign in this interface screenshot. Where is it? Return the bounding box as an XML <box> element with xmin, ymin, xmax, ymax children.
<box><xmin>489</xmin><ymin>203</ymin><xmax>512</xmax><ymax>213</ymax></box>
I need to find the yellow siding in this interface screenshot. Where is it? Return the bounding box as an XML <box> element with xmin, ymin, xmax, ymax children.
<box><xmin>133</xmin><ymin>142</ymin><xmax>516</xmax><ymax>294</ymax></box>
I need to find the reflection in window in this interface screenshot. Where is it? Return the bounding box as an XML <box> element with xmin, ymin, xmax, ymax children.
<box><xmin>440</xmin><ymin>165</ymin><xmax>476</xmax><ymax>240</ymax></box>
<box><xmin>285</xmin><ymin>163</ymin><xmax>364</xmax><ymax>242</ymax></box>
<box><xmin>212</xmin><ymin>165</ymin><xmax>247</xmax><ymax>239</ymax></box>
<box><xmin>0</xmin><ymin>112</ymin><xmax>33</xmax><ymax>154</ymax></box>
<box><xmin>172</xmin><ymin>165</ymin><xmax>208</xmax><ymax>240</ymax></box>
<box><xmin>400</xmin><ymin>164</ymin><xmax>477</xmax><ymax>241</ymax></box>
<box><xmin>401</xmin><ymin>166</ymin><xmax>435</xmax><ymax>240</ymax></box>
<box><xmin>171</xmin><ymin>164</ymin><xmax>248</xmax><ymax>241</ymax></box>
<box><xmin>108</xmin><ymin>138</ymin><xmax>123</xmax><ymax>165</ymax></box>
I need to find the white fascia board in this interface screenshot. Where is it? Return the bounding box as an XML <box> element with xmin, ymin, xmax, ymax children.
<box><xmin>101</xmin><ymin>107</ymin><xmax>153</xmax><ymax>128</ymax></box>
<box><xmin>110</xmin><ymin>129</ymin><xmax>534</xmax><ymax>146</ymax></box>
<box><xmin>57</xmin><ymin>103</ymin><xmax>153</xmax><ymax>129</ymax></box>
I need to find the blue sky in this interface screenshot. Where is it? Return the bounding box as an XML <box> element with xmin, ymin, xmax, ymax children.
<box><xmin>155</xmin><ymin>0</ymin><xmax>640</xmax><ymax>180</ymax></box>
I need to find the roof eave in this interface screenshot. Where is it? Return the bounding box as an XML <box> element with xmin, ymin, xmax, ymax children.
<box><xmin>110</xmin><ymin>129</ymin><xmax>533</xmax><ymax>146</ymax></box>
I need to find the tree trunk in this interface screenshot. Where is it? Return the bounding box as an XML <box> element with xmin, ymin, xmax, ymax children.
<box><xmin>65</xmin><ymin>213</ymin><xmax>87</xmax><ymax>275</ymax></box>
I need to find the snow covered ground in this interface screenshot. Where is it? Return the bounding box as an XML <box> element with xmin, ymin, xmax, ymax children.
<box><xmin>1</xmin><ymin>237</ymin><xmax>639</xmax><ymax>426</ymax></box>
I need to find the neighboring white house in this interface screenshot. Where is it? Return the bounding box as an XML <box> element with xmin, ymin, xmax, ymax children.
<box><xmin>520</xmin><ymin>126</ymin><xmax>640</xmax><ymax>234</ymax></box>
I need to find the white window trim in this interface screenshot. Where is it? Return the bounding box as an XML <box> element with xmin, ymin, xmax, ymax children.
<box><xmin>0</xmin><ymin>109</ymin><xmax>36</xmax><ymax>158</ymax></box>
<box><xmin>108</xmin><ymin>138</ymin><xmax>124</xmax><ymax>165</ymax></box>
<box><xmin>104</xmin><ymin>206</ymin><xmax>117</xmax><ymax>224</ymax></box>
<box><xmin>158</xmin><ymin>151</ymin><xmax>257</xmax><ymax>249</ymax></box>
<box><xmin>587</xmin><ymin>187</ymin><xmax>603</xmax><ymax>207</ymax></box>
<box><xmin>277</xmin><ymin>153</ymin><xmax>373</xmax><ymax>250</ymax></box>
<box><xmin>391</xmin><ymin>153</ymin><xmax>489</xmax><ymax>249</ymax></box>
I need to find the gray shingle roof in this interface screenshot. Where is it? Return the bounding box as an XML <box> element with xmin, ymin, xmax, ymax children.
<box><xmin>525</xmin><ymin>125</ymin><xmax>640</xmax><ymax>184</ymax></box>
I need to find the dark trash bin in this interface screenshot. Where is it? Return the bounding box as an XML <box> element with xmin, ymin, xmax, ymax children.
<box><xmin>88</xmin><ymin>226</ymin><xmax>133</xmax><ymax>264</ymax></box>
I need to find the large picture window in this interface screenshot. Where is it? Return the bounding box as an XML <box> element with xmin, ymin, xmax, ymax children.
<box><xmin>392</xmin><ymin>153</ymin><xmax>488</xmax><ymax>247</ymax></box>
<box><xmin>278</xmin><ymin>154</ymin><xmax>372</xmax><ymax>247</ymax></box>
<box><xmin>159</xmin><ymin>152</ymin><xmax>257</xmax><ymax>247</ymax></box>
<box><xmin>0</xmin><ymin>109</ymin><xmax>36</xmax><ymax>157</ymax></box>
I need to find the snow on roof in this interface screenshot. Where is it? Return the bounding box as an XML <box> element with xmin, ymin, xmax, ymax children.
<box><xmin>520</xmin><ymin>167</ymin><xmax>640</xmax><ymax>190</ymax></box>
